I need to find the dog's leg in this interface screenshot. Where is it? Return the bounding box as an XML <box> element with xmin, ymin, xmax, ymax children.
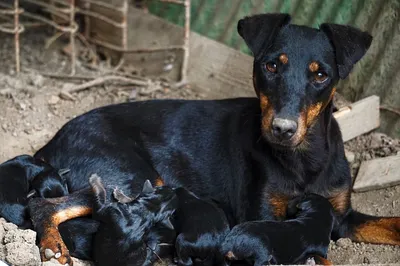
<box><xmin>28</xmin><ymin>188</ymin><xmax>93</xmax><ymax>265</ymax></box>
<box><xmin>334</xmin><ymin>210</ymin><xmax>400</xmax><ymax>245</ymax></box>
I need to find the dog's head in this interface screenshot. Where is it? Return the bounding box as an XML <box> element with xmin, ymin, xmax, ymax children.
<box><xmin>238</xmin><ymin>13</ymin><xmax>372</xmax><ymax>148</ymax></box>
<box><xmin>90</xmin><ymin>176</ymin><xmax>177</xmax><ymax>239</ymax></box>
<box><xmin>28</xmin><ymin>168</ymin><xmax>69</xmax><ymax>199</ymax></box>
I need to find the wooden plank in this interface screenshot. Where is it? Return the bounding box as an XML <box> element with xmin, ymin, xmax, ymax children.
<box><xmin>333</xmin><ymin>95</ymin><xmax>380</xmax><ymax>142</ymax></box>
<box><xmin>353</xmin><ymin>155</ymin><xmax>400</xmax><ymax>192</ymax></box>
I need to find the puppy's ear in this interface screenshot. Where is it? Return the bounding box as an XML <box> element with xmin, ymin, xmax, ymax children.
<box><xmin>58</xmin><ymin>168</ymin><xmax>70</xmax><ymax>176</ymax></box>
<box><xmin>89</xmin><ymin>174</ymin><xmax>107</xmax><ymax>207</ymax></box>
<box><xmin>320</xmin><ymin>23</ymin><xmax>372</xmax><ymax>79</ymax></box>
<box><xmin>142</xmin><ymin>179</ymin><xmax>155</xmax><ymax>194</ymax></box>
<box><xmin>237</xmin><ymin>13</ymin><xmax>291</xmax><ymax>59</ymax></box>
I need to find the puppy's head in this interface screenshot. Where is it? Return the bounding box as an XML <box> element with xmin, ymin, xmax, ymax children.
<box><xmin>89</xmin><ymin>176</ymin><xmax>177</xmax><ymax>239</ymax></box>
<box><xmin>287</xmin><ymin>193</ymin><xmax>334</xmax><ymax>218</ymax></box>
<box><xmin>28</xmin><ymin>168</ymin><xmax>69</xmax><ymax>199</ymax></box>
<box><xmin>238</xmin><ymin>13</ymin><xmax>372</xmax><ymax>148</ymax></box>
<box><xmin>0</xmin><ymin>155</ymin><xmax>68</xmax><ymax>227</ymax></box>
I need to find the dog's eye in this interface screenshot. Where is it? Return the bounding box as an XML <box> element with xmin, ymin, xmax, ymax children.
<box><xmin>265</xmin><ymin>62</ymin><xmax>277</xmax><ymax>73</ymax></box>
<box><xmin>314</xmin><ymin>71</ymin><xmax>328</xmax><ymax>83</ymax></box>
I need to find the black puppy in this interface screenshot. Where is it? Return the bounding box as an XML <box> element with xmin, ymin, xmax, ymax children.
<box><xmin>90</xmin><ymin>175</ymin><xmax>177</xmax><ymax>266</ymax></box>
<box><xmin>0</xmin><ymin>155</ymin><xmax>68</xmax><ymax>227</ymax></box>
<box><xmin>174</xmin><ymin>187</ymin><xmax>230</xmax><ymax>266</ymax></box>
<box><xmin>222</xmin><ymin>194</ymin><xmax>335</xmax><ymax>265</ymax></box>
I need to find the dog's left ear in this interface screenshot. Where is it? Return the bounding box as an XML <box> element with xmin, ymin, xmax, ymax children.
<box><xmin>238</xmin><ymin>13</ymin><xmax>291</xmax><ymax>59</ymax></box>
<box><xmin>320</xmin><ymin>23</ymin><xmax>373</xmax><ymax>79</ymax></box>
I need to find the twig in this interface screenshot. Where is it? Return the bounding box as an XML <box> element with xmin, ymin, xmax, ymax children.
<box><xmin>69</xmin><ymin>0</ymin><xmax>76</xmax><ymax>75</ymax></box>
<box><xmin>14</xmin><ymin>0</ymin><xmax>20</xmax><ymax>73</ymax></box>
<box><xmin>178</xmin><ymin>0</ymin><xmax>190</xmax><ymax>86</ymax></box>
<box><xmin>380</xmin><ymin>105</ymin><xmax>400</xmax><ymax>117</ymax></box>
<box><xmin>160</xmin><ymin>0</ymin><xmax>184</xmax><ymax>4</ymax></box>
<box><xmin>63</xmin><ymin>75</ymin><xmax>149</xmax><ymax>94</ymax></box>
<box><xmin>45</xmin><ymin>31</ymin><xmax>65</xmax><ymax>49</ymax></box>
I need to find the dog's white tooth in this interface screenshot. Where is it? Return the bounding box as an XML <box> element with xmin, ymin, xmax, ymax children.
<box><xmin>44</xmin><ymin>249</ymin><xmax>55</xmax><ymax>259</ymax></box>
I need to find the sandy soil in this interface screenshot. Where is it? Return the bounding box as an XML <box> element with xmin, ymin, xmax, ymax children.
<box><xmin>0</xmin><ymin>29</ymin><xmax>399</xmax><ymax>265</ymax></box>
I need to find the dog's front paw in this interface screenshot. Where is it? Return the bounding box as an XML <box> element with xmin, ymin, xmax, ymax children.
<box><xmin>39</xmin><ymin>226</ymin><xmax>72</xmax><ymax>265</ymax></box>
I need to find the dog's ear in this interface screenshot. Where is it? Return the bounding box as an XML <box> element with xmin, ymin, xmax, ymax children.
<box><xmin>237</xmin><ymin>13</ymin><xmax>291</xmax><ymax>59</ymax></box>
<box><xmin>142</xmin><ymin>179</ymin><xmax>155</xmax><ymax>194</ymax></box>
<box><xmin>89</xmin><ymin>174</ymin><xmax>107</xmax><ymax>207</ymax></box>
<box><xmin>320</xmin><ymin>23</ymin><xmax>373</xmax><ymax>79</ymax></box>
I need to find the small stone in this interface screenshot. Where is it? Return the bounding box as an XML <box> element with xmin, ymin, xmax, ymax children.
<box><xmin>12</xmin><ymin>132</ymin><xmax>17</xmax><ymax>137</ymax></box>
<box><xmin>336</xmin><ymin>238</ymin><xmax>352</xmax><ymax>248</ymax></box>
<box><xmin>30</xmin><ymin>74</ymin><xmax>44</xmax><ymax>87</ymax></box>
<box><xmin>16</xmin><ymin>102</ymin><xmax>26</xmax><ymax>111</ymax></box>
<box><xmin>48</xmin><ymin>96</ymin><xmax>60</xmax><ymax>105</ymax></box>
<box><xmin>345</xmin><ymin>150</ymin><xmax>355</xmax><ymax>163</ymax></box>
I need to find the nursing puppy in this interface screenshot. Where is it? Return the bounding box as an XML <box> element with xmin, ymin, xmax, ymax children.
<box><xmin>90</xmin><ymin>175</ymin><xmax>178</xmax><ymax>266</ymax></box>
<box><xmin>174</xmin><ymin>187</ymin><xmax>230</xmax><ymax>266</ymax></box>
<box><xmin>0</xmin><ymin>155</ymin><xmax>68</xmax><ymax>227</ymax></box>
<box><xmin>222</xmin><ymin>194</ymin><xmax>335</xmax><ymax>265</ymax></box>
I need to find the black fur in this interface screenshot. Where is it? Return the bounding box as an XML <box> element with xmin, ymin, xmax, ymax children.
<box><xmin>173</xmin><ymin>187</ymin><xmax>230</xmax><ymax>266</ymax></box>
<box><xmin>222</xmin><ymin>194</ymin><xmax>335</xmax><ymax>265</ymax></box>
<box><xmin>90</xmin><ymin>176</ymin><xmax>177</xmax><ymax>266</ymax></box>
<box><xmin>0</xmin><ymin>155</ymin><xmax>68</xmax><ymax>227</ymax></box>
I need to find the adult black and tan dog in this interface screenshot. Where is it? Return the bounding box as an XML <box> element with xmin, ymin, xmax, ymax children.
<box><xmin>23</xmin><ymin>13</ymin><xmax>399</xmax><ymax>265</ymax></box>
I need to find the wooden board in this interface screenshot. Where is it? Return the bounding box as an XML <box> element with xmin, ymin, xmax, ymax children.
<box><xmin>353</xmin><ymin>155</ymin><xmax>400</xmax><ymax>192</ymax></box>
<box><xmin>91</xmin><ymin>7</ymin><xmax>380</xmax><ymax>142</ymax></box>
<box><xmin>333</xmin><ymin>95</ymin><xmax>380</xmax><ymax>142</ymax></box>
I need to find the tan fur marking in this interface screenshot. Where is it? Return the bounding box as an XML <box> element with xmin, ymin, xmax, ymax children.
<box><xmin>155</xmin><ymin>177</ymin><xmax>165</xmax><ymax>187</ymax></box>
<box><xmin>328</xmin><ymin>190</ymin><xmax>350</xmax><ymax>215</ymax></box>
<box><xmin>309</xmin><ymin>61</ymin><xmax>319</xmax><ymax>72</ymax></box>
<box><xmin>279</xmin><ymin>53</ymin><xmax>288</xmax><ymax>64</ymax></box>
<box><xmin>260</xmin><ymin>94</ymin><xmax>274</xmax><ymax>133</ymax></box>
<box><xmin>52</xmin><ymin>206</ymin><xmax>92</xmax><ymax>225</ymax></box>
<box><xmin>269</xmin><ymin>194</ymin><xmax>289</xmax><ymax>219</ymax></box>
<box><xmin>354</xmin><ymin>218</ymin><xmax>400</xmax><ymax>245</ymax></box>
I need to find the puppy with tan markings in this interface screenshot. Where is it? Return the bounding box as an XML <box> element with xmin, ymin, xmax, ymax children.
<box><xmin>90</xmin><ymin>175</ymin><xmax>177</xmax><ymax>266</ymax></box>
<box><xmin>222</xmin><ymin>194</ymin><xmax>335</xmax><ymax>266</ymax></box>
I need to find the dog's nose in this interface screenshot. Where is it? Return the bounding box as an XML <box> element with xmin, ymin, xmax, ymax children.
<box><xmin>272</xmin><ymin>118</ymin><xmax>298</xmax><ymax>140</ymax></box>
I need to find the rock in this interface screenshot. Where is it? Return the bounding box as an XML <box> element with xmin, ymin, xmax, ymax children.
<box><xmin>16</xmin><ymin>102</ymin><xmax>26</xmax><ymax>111</ymax></box>
<box><xmin>3</xmin><ymin>229</ymin><xmax>36</xmax><ymax>245</ymax></box>
<box><xmin>0</xmin><ymin>222</ymin><xmax>4</xmax><ymax>241</ymax></box>
<box><xmin>369</xmin><ymin>133</ymin><xmax>385</xmax><ymax>148</ymax></box>
<box><xmin>345</xmin><ymin>150</ymin><xmax>355</xmax><ymax>163</ymax></box>
<box><xmin>2</xmin><ymin>223</ymin><xmax>17</xmax><ymax>232</ymax></box>
<box><xmin>5</xmin><ymin>242</ymin><xmax>40</xmax><ymax>266</ymax></box>
<box><xmin>336</xmin><ymin>238</ymin><xmax>352</xmax><ymax>248</ymax></box>
<box><xmin>42</xmin><ymin>258</ymin><xmax>94</xmax><ymax>266</ymax></box>
<box><xmin>48</xmin><ymin>96</ymin><xmax>60</xmax><ymax>105</ymax></box>
<box><xmin>0</xmin><ymin>245</ymin><xmax>5</xmax><ymax>260</ymax></box>
<box><xmin>29</xmin><ymin>74</ymin><xmax>45</xmax><ymax>87</ymax></box>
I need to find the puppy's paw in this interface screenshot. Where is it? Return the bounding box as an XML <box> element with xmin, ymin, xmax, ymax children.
<box><xmin>39</xmin><ymin>226</ymin><xmax>72</xmax><ymax>265</ymax></box>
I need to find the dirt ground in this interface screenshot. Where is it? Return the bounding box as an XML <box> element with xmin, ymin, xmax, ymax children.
<box><xmin>0</xmin><ymin>29</ymin><xmax>399</xmax><ymax>265</ymax></box>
